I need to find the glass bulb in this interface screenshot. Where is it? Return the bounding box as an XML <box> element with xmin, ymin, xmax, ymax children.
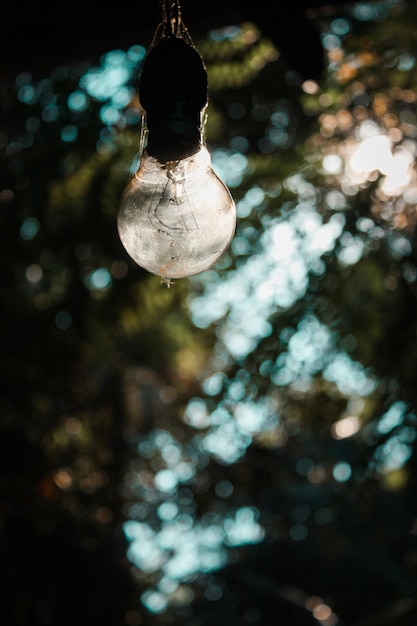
<box><xmin>117</xmin><ymin>143</ymin><xmax>236</xmax><ymax>280</ymax></box>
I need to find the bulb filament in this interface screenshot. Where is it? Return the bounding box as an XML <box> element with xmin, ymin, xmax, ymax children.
<box><xmin>148</xmin><ymin>160</ymin><xmax>198</xmax><ymax>232</ymax></box>
<box><xmin>167</xmin><ymin>161</ymin><xmax>185</xmax><ymax>204</ymax></box>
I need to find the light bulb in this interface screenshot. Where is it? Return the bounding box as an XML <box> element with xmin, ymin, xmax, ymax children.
<box><xmin>118</xmin><ymin>143</ymin><xmax>236</xmax><ymax>280</ymax></box>
<box><xmin>116</xmin><ymin>14</ymin><xmax>236</xmax><ymax>283</ymax></box>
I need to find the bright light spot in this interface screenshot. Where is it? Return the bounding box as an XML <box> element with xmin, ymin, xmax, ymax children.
<box><xmin>388</xmin><ymin>233</ymin><xmax>412</xmax><ymax>259</ymax></box>
<box><xmin>224</xmin><ymin>507</ymin><xmax>264</xmax><ymax>546</ymax></box>
<box><xmin>331</xmin><ymin>17</ymin><xmax>351</xmax><ymax>35</ymax></box>
<box><xmin>221</xmin><ymin>327</ymin><xmax>258</xmax><ymax>360</ymax></box>
<box><xmin>100</xmin><ymin>104</ymin><xmax>121</xmax><ymax>125</ymax></box>
<box><xmin>353</xmin><ymin>3</ymin><xmax>381</xmax><ymax>20</ymax></box>
<box><xmin>326</xmin><ymin>189</ymin><xmax>346</xmax><ymax>210</ymax></box>
<box><xmin>203</xmin><ymin>420</ymin><xmax>251</xmax><ymax>463</ymax></box>
<box><xmin>398</xmin><ymin>52</ymin><xmax>415</xmax><ymax>71</ymax></box>
<box><xmin>157</xmin><ymin>503</ymin><xmax>178</xmax><ymax>522</ymax></box>
<box><xmin>356</xmin><ymin>217</ymin><xmax>375</xmax><ymax>232</ymax></box>
<box><xmin>226</xmin><ymin>378</ymin><xmax>247</xmax><ymax>402</ymax></box>
<box><xmin>20</xmin><ymin>217</ymin><xmax>39</xmax><ymax>240</ymax></box>
<box><xmin>154</xmin><ymin>517</ymin><xmax>228</xmax><ymax>582</ymax></box>
<box><xmin>125</xmin><ymin>523</ymin><xmax>165</xmax><ymax>573</ymax></box>
<box><xmin>80</xmin><ymin>64</ymin><xmax>131</xmax><ymax>102</ymax></box>
<box><xmin>158</xmin><ymin>576</ymin><xmax>179</xmax><ymax>594</ymax></box>
<box><xmin>141</xmin><ymin>590</ymin><xmax>168</xmax><ymax>614</ymax></box>
<box><xmin>375</xmin><ymin>435</ymin><xmax>413</xmax><ymax>471</ymax></box>
<box><xmin>112</xmin><ymin>85</ymin><xmax>134</xmax><ymax>107</ymax></box>
<box><xmin>302</xmin><ymin>79</ymin><xmax>320</xmax><ymax>94</ymax></box>
<box><xmin>347</xmin><ymin>130</ymin><xmax>414</xmax><ymax>196</ymax></box>
<box><xmin>350</xmin><ymin>134</ymin><xmax>392</xmax><ymax>174</ymax></box>
<box><xmin>357</xmin><ymin>119</ymin><xmax>379</xmax><ymax>141</ymax></box>
<box><xmin>313</xmin><ymin>603</ymin><xmax>333</xmax><ymax>621</ymax></box>
<box><xmin>174</xmin><ymin>462</ymin><xmax>195</xmax><ymax>482</ymax></box>
<box><xmin>75</xmin><ymin>46</ymin><xmax>144</xmax><ymax>127</ymax></box>
<box><xmin>54</xmin><ymin>468</ymin><xmax>73</xmax><ymax>489</ymax></box>
<box><xmin>86</xmin><ymin>267</ymin><xmax>112</xmax><ymax>291</ymax></box>
<box><xmin>67</xmin><ymin>90</ymin><xmax>89</xmax><ymax>112</ymax></box>
<box><xmin>403</xmin><ymin>184</ymin><xmax>417</xmax><ymax>204</ymax></box>
<box><xmin>324</xmin><ymin>352</ymin><xmax>376</xmax><ymax>396</ymax></box>
<box><xmin>269</xmin><ymin>221</ymin><xmax>297</xmax><ymax>260</ymax></box>
<box><xmin>322</xmin><ymin>33</ymin><xmax>341</xmax><ymax>50</ymax></box>
<box><xmin>211</xmin><ymin>150</ymin><xmax>248</xmax><ymax>187</ymax></box>
<box><xmin>332</xmin><ymin>415</ymin><xmax>360</xmax><ymax>439</ymax></box>
<box><xmin>333</xmin><ymin>461</ymin><xmax>352</xmax><ymax>482</ymax></box>
<box><xmin>234</xmin><ymin>400</ymin><xmax>275</xmax><ymax>435</ymax></box>
<box><xmin>246</xmin><ymin>185</ymin><xmax>265</xmax><ymax>208</ymax></box>
<box><xmin>323</xmin><ymin>154</ymin><xmax>344</xmax><ymax>174</ymax></box>
<box><xmin>377</xmin><ymin>401</ymin><xmax>406</xmax><ymax>434</ymax></box>
<box><xmin>26</xmin><ymin>263</ymin><xmax>43</xmax><ymax>283</ymax></box>
<box><xmin>201</xmin><ymin>372</ymin><xmax>225</xmax><ymax>396</ymax></box>
<box><xmin>279</xmin><ymin>315</ymin><xmax>333</xmax><ymax>383</ymax></box>
<box><xmin>380</xmin><ymin>149</ymin><xmax>413</xmax><ymax>195</ymax></box>
<box><xmin>307</xmin><ymin>213</ymin><xmax>345</xmax><ymax>255</ymax></box>
<box><xmin>337</xmin><ymin>235</ymin><xmax>364</xmax><ymax>266</ymax></box>
<box><xmin>160</xmin><ymin>442</ymin><xmax>180</xmax><ymax>464</ymax></box>
<box><xmin>155</xmin><ymin>469</ymin><xmax>178</xmax><ymax>493</ymax></box>
<box><xmin>18</xmin><ymin>85</ymin><xmax>35</xmax><ymax>104</ymax></box>
<box><xmin>184</xmin><ymin>398</ymin><xmax>210</xmax><ymax>429</ymax></box>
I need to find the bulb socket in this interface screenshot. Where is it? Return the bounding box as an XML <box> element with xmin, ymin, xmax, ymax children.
<box><xmin>145</xmin><ymin>113</ymin><xmax>202</xmax><ymax>161</ymax></box>
<box><xmin>139</xmin><ymin>36</ymin><xmax>208</xmax><ymax>162</ymax></box>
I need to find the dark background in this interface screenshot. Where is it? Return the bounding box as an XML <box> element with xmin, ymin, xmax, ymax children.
<box><xmin>0</xmin><ymin>0</ymin><xmax>331</xmax><ymax>80</ymax></box>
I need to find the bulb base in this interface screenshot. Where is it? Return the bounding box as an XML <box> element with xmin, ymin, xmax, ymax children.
<box><xmin>139</xmin><ymin>37</ymin><xmax>208</xmax><ymax>162</ymax></box>
<box><xmin>146</xmin><ymin>127</ymin><xmax>201</xmax><ymax>162</ymax></box>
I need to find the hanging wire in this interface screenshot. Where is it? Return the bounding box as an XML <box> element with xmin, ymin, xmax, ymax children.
<box><xmin>150</xmin><ymin>0</ymin><xmax>194</xmax><ymax>48</ymax></box>
<box><xmin>138</xmin><ymin>116</ymin><xmax>149</xmax><ymax>160</ymax></box>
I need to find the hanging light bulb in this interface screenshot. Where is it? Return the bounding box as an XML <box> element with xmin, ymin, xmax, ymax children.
<box><xmin>117</xmin><ymin>0</ymin><xmax>236</xmax><ymax>285</ymax></box>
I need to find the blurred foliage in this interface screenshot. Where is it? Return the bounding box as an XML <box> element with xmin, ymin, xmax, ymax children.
<box><xmin>1</xmin><ymin>1</ymin><xmax>417</xmax><ymax>625</ymax></box>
